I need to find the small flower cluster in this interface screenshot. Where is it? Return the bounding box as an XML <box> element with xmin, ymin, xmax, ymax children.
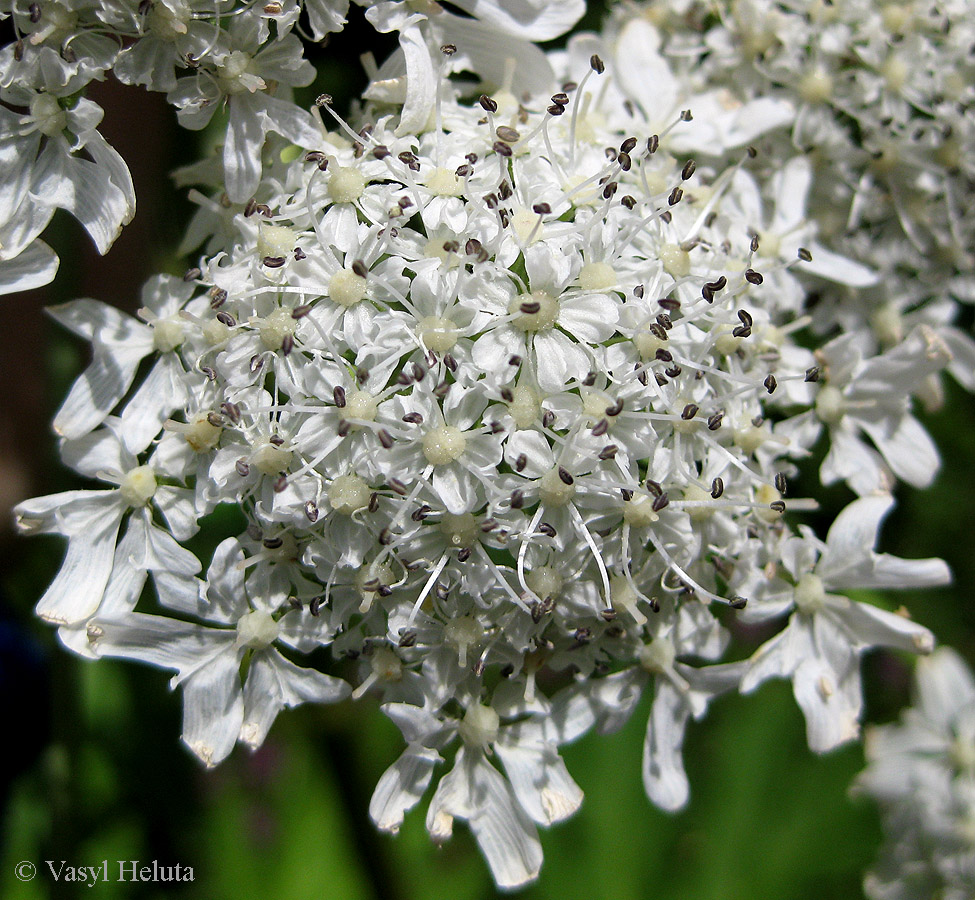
<box><xmin>0</xmin><ymin>0</ymin><xmax>584</xmax><ymax>294</ymax></box>
<box><xmin>15</xmin><ymin>36</ymin><xmax>956</xmax><ymax>886</ymax></box>
<box><xmin>854</xmin><ymin>648</ymin><xmax>975</xmax><ymax>900</ymax></box>
<box><xmin>598</xmin><ymin>1</ymin><xmax>975</xmax><ymax>398</ymax></box>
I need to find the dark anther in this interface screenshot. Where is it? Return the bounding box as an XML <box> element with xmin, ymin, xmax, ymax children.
<box><xmin>496</xmin><ymin>125</ymin><xmax>520</xmax><ymax>143</ymax></box>
<box><xmin>702</xmin><ymin>284</ymin><xmax>714</xmax><ymax>303</ymax></box>
<box><xmin>603</xmin><ymin>181</ymin><xmax>619</xmax><ymax>199</ymax></box>
<box><xmin>220</xmin><ymin>402</ymin><xmax>240</xmax><ymax>424</ymax></box>
<box><xmin>600</xmin><ymin>608</ymin><xmax>617</xmax><ymax>622</ymax></box>
<box><xmin>293</xmin><ymin>247</ymin><xmax>306</xmax><ymax>261</ymax></box>
<box><xmin>547</xmin><ymin>104</ymin><xmax>565</xmax><ymax>116</ymax></box>
<box><xmin>263</xmin><ymin>536</ymin><xmax>284</xmax><ymax>550</ymax></box>
<box><xmin>281</xmin><ymin>334</ymin><xmax>294</xmax><ymax>355</ymax></box>
<box><xmin>479</xmin><ymin>94</ymin><xmax>498</xmax><ymax>112</ymax></box>
<box><xmin>440</xmin><ymin>43</ymin><xmax>456</xmax><ymax>54</ymax></box>
<box><xmin>410</xmin><ymin>505</ymin><xmax>430</xmax><ymax>522</ymax></box>
<box><xmin>443</xmin><ymin>355</ymin><xmax>458</xmax><ymax>372</ymax></box>
<box><xmin>316</xmin><ymin>93</ymin><xmax>333</xmax><ymax>106</ymax></box>
<box><xmin>681</xmin><ymin>159</ymin><xmax>697</xmax><ymax>180</ymax></box>
<box><xmin>250</xmin><ymin>355</ymin><xmax>264</xmax><ymax>373</ymax></box>
<box><xmin>552</xmin><ymin>92</ymin><xmax>569</xmax><ymax>105</ymax></box>
<box><xmin>605</xmin><ymin>398</ymin><xmax>624</xmax><ymax>416</ymax></box>
<box><xmin>558</xmin><ymin>467</ymin><xmax>574</xmax><ymax>485</ymax></box>
<box><xmin>732</xmin><ymin>325</ymin><xmax>751</xmax><ymax>338</ymax></box>
<box><xmin>539</xmin><ymin>522</ymin><xmax>557</xmax><ymax>537</ymax></box>
<box><xmin>183</xmin><ymin>267</ymin><xmax>202</xmax><ymax>282</ymax></box>
<box><xmin>292</xmin><ymin>304</ymin><xmax>311</xmax><ymax>319</ymax></box>
<box><xmin>804</xmin><ymin>366</ymin><xmax>820</xmax><ymax>382</ymax></box>
<box><xmin>532</xmin><ymin>202</ymin><xmax>551</xmax><ymax>215</ymax></box>
<box><xmin>774</xmin><ymin>472</ymin><xmax>788</xmax><ymax>494</ymax></box>
<box><xmin>498</xmin><ymin>180</ymin><xmax>513</xmax><ymax>200</ymax></box>
<box><xmin>337</xmin><ymin>419</ymin><xmax>351</xmax><ymax>437</ymax></box>
<box><xmin>397</xmin><ymin>370</ymin><xmax>414</xmax><ymax>386</ymax></box>
<box><xmin>659</xmin><ymin>297</ymin><xmax>680</xmax><ymax>310</ymax></box>
<box><xmin>617</xmin><ymin>152</ymin><xmax>632</xmax><ymax>172</ymax></box>
<box><xmin>649</xmin><ymin>323</ymin><xmax>668</xmax><ymax>341</ymax></box>
<box><xmin>542</xmin><ymin>410</ymin><xmax>556</xmax><ymax>428</ymax></box>
<box><xmin>510</xmin><ymin>489</ymin><xmax>524</xmax><ymax>509</ymax></box>
<box><xmin>309</xmin><ymin>596</ymin><xmax>323</xmax><ymax>616</ymax></box>
<box><xmin>368</xmin><ymin>492</ymin><xmax>380</xmax><ymax>512</ymax></box>
<box><xmin>377</xmin><ymin>429</ymin><xmax>394</xmax><ymax>449</ymax></box>
<box><xmin>599</xmin><ymin>444</ymin><xmax>618</xmax><ymax>460</ymax></box>
<box><xmin>591</xmin><ymin>419</ymin><xmax>609</xmax><ymax>436</ymax></box>
<box><xmin>711</xmin><ymin>477</ymin><xmax>724</xmax><ymax>499</ymax></box>
<box><xmin>457</xmin><ymin>548</ymin><xmax>472</xmax><ymax>562</ymax></box>
<box><xmin>378</xmin><ymin>528</ymin><xmax>393</xmax><ymax>546</ymax></box>
<box><xmin>304</xmin><ymin>150</ymin><xmax>326</xmax><ymax>164</ymax></box>
<box><xmin>680</xmin><ymin>109</ymin><xmax>693</xmax><ymax>121</ymax></box>
<box><xmin>707</xmin><ymin>411</ymin><xmax>724</xmax><ymax>431</ymax></box>
<box><xmin>648</xmin><ymin>134</ymin><xmax>659</xmax><ymax>154</ymax></box>
<box><xmin>515</xmin><ymin>454</ymin><xmax>527</xmax><ymax>472</ymax></box>
<box><xmin>681</xmin><ymin>403</ymin><xmax>699</xmax><ymax>420</ymax></box>
<box><xmin>738</xmin><ymin>309</ymin><xmax>753</xmax><ymax>327</ymax></box>
<box><xmin>520</xmin><ymin>300</ymin><xmax>541</xmax><ymax>315</ymax></box>
<box><xmin>730</xmin><ymin>596</ymin><xmax>748</xmax><ymax>610</ymax></box>
<box><xmin>744</xmin><ymin>268</ymin><xmax>763</xmax><ymax>285</ymax></box>
<box><xmin>402</xmin><ymin>412</ymin><xmax>424</xmax><ymax>425</ymax></box>
<box><xmin>590</xmin><ymin>54</ymin><xmax>605</xmax><ymax>74</ymax></box>
<box><xmin>652</xmin><ymin>493</ymin><xmax>670</xmax><ymax>512</ymax></box>
<box><xmin>493</xmin><ymin>141</ymin><xmax>513</xmax><ymax>157</ymax></box>
<box><xmin>747</xmin><ymin>145</ymin><xmax>757</xmax><ymax>158</ymax></box>
<box><xmin>480</xmin><ymin>519</ymin><xmax>498</xmax><ymax>532</ymax></box>
<box><xmin>351</xmin><ymin>259</ymin><xmax>368</xmax><ymax>279</ymax></box>
<box><xmin>797</xmin><ymin>247</ymin><xmax>813</xmax><ymax>262</ymax></box>
<box><xmin>398</xmin><ymin>629</ymin><xmax>418</xmax><ymax>648</ymax></box>
<box><xmin>620</xmin><ymin>137</ymin><xmax>637</xmax><ymax>154</ymax></box>
<box><xmin>304</xmin><ymin>500</ymin><xmax>319</xmax><ymax>523</ymax></box>
<box><xmin>207</xmin><ymin>412</ymin><xmax>225</xmax><ymax>428</ymax></box>
<box><xmin>750</xmin><ymin>235</ymin><xmax>760</xmax><ymax>253</ymax></box>
<box><xmin>434</xmin><ymin>380</ymin><xmax>450</xmax><ymax>398</ymax></box>
<box><xmin>216</xmin><ymin>311</ymin><xmax>236</xmax><ymax>327</ymax></box>
<box><xmin>646</xmin><ymin>480</ymin><xmax>662</xmax><ymax>497</ymax></box>
<box><xmin>655</xmin><ymin>347</ymin><xmax>673</xmax><ymax>362</ymax></box>
<box><xmin>621</xmin><ymin>194</ymin><xmax>637</xmax><ymax>209</ymax></box>
<box><xmin>656</xmin><ymin>373</ymin><xmax>670</xmax><ymax>386</ymax></box>
<box><xmin>263</xmin><ymin>256</ymin><xmax>286</xmax><ymax>268</ymax></box>
<box><xmin>272</xmin><ymin>475</ymin><xmax>288</xmax><ymax>493</ymax></box>
<box><xmin>500</xmin><ymin>387</ymin><xmax>514</xmax><ymax>403</ymax></box>
<box><xmin>411</xmin><ymin>362</ymin><xmax>426</xmax><ymax>382</ymax></box>
<box><xmin>769</xmin><ymin>500</ymin><xmax>786</xmax><ymax>513</ymax></box>
<box><xmin>209</xmin><ymin>288</ymin><xmax>228</xmax><ymax>309</ymax></box>
<box><xmin>389</xmin><ymin>478</ymin><xmax>408</xmax><ymax>495</ymax></box>
<box><xmin>244</xmin><ymin>198</ymin><xmax>258</xmax><ymax>217</ymax></box>
<box><xmin>582</xmin><ymin>371</ymin><xmax>598</xmax><ymax>386</ymax></box>
<box><xmin>764</xmin><ymin>374</ymin><xmax>777</xmax><ymax>393</ymax></box>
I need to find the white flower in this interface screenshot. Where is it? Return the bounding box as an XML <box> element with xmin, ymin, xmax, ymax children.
<box><xmin>854</xmin><ymin>648</ymin><xmax>975</xmax><ymax>900</ymax></box>
<box><xmin>741</xmin><ymin>494</ymin><xmax>946</xmax><ymax>752</ymax></box>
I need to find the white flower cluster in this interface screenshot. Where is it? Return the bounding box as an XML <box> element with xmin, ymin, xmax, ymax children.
<box><xmin>0</xmin><ymin>0</ymin><xmax>584</xmax><ymax>294</ymax></box>
<box><xmin>854</xmin><ymin>648</ymin><xmax>975</xmax><ymax>900</ymax></box>
<box><xmin>604</xmin><ymin>1</ymin><xmax>975</xmax><ymax>396</ymax></box>
<box><xmin>14</xmin><ymin>27</ymin><xmax>959</xmax><ymax>885</ymax></box>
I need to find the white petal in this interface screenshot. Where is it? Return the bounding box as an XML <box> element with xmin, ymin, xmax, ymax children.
<box><xmin>180</xmin><ymin>650</ymin><xmax>245</xmax><ymax>767</ymax></box>
<box><xmin>642</xmin><ymin>679</ymin><xmax>693</xmax><ymax>812</ymax></box>
<box><xmin>370</xmin><ymin>745</ymin><xmax>441</xmax><ymax>833</ymax></box>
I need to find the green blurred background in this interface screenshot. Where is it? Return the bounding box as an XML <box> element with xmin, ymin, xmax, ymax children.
<box><xmin>2</xmin><ymin>4</ymin><xmax>973</xmax><ymax>897</ymax></box>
